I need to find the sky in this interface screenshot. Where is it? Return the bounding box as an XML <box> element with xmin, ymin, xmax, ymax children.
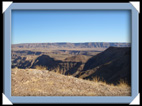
<box><xmin>11</xmin><ymin>10</ymin><xmax>131</xmax><ymax>44</ymax></box>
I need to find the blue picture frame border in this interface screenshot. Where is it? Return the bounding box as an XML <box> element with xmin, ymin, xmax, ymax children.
<box><xmin>3</xmin><ymin>3</ymin><xmax>139</xmax><ymax>104</ymax></box>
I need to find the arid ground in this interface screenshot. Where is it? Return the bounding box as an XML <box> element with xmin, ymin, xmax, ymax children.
<box><xmin>12</xmin><ymin>69</ymin><xmax>131</xmax><ymax>96</ymax></box>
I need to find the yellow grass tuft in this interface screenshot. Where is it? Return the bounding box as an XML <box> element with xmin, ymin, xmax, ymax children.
<box><xmin>92</xmin><ymin>76</ymin><xmax>101</xmax><ymax>82</ymax></box>
<box><xmin>92</xmin><ymin>77</ymin><xmax>130</xmax><ymax>88</ymax></box>
<box><xmin>117</xmin><ymin>79</ymin><xmax>130</xmax><ymax>88</ymax></box>
<box><xmin>35</xmin><ymin>65</ymin><xmax>47</xmax><ymax>70</ymax></box>
<box><xmin>92</xmin><ymin>77</ymin><xmax>108</xmax><ymax>86</ymax></box>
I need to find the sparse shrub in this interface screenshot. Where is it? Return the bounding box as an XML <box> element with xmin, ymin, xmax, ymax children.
<box><xmin>117</xmin><ymin>79</ymin><xmax>130</xmax><ymax>87</ymax></box>
<box><xmin>92</xmin><ymin>76</ymin><xmax>101</xmax><ymax>82</ymax></box>
<box><xmin>91</xmin><ymin>77</ymin><xmax>130</xmax><ymax>87</ymax></box>
<box><xmin>92</xmin><ymin>77</ymin><xmax>105</xmax><ymax>82</ymax></box>
<box><xmin>35</xmin><ymin>65</ymin><xmax>47</xmax><ymax>70</ymax></box>
<box><xmin>92</xmin><ymin>76</ymin><xmax>108</xmax><ymax>86</ymax></box>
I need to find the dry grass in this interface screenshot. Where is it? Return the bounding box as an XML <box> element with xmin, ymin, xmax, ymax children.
<box><xmin>92</xmin><ymin>76</ymin><xmax>102</xmax><ymax>83</ymax></box>
<box><xmin>117</xmin><ymin>79</ymin><xmax>130</xmax><ymax>88</ymax></box>
<box><xmin>11</xmin><ymin>69</ymin><xmax>131</xmax><ymax>96</ymax></box>
<box><xmin>34</xmin><ymin>65</ymin><xmax>47</xmax><ymax>70</ymax></box>
<box><xmin>92</xmin><ymin>76</ymin><xmax>130</xmax><ymax>87</ymax></box>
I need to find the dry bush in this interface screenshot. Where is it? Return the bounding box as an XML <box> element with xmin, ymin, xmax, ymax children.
<box><xmin>92</xmin><ymin>76</ymin><xmax>101</xmax><ymax>82</ymax></box>
<box><xmin>117</xmin><ymin>79</ymin><xmax>130</xmax><ymax>88</ymax></box>
<box><xmin>92</xmin><ymin>77</ymin><xmax>130</xmax><ymax>88</ymax></box>
<box><xmin>92</xmin><ymin>76</ymin><xmax>106</xmax><ymax>83</ymax></box>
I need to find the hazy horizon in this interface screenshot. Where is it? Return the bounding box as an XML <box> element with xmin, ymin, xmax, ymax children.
<box><xmin>12</xmin><ymin>41</ymin><xmax>131</xmax><ymax>45</ymax></box>
<box><xmin>12</xmin><ymin>10</ymin><xmax>131</xmax><ymax>44</ymax></box>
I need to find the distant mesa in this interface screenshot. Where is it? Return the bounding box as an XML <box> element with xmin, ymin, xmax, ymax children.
<box><xmin>12</xmin><ymin>42</ymin><xmax>131</xmax><ymax>50</ymax></box>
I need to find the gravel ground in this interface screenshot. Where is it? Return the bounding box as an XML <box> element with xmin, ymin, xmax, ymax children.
<box><xmin>11</xmin><ymin>69</ymin><xmax>131</xmax><ymax>96</ymax></box>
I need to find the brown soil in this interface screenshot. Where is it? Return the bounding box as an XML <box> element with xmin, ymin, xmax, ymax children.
<box><xmin>11</xmin><ymin>69</ymin><xmax>131</xmax><ymax>96</ymax></box>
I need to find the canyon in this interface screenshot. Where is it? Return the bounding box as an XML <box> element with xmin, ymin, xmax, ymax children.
<box><xmin>12</xmin><ymin>42</ymin><xmax>131</xmax><ymax>85</ymax></box>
